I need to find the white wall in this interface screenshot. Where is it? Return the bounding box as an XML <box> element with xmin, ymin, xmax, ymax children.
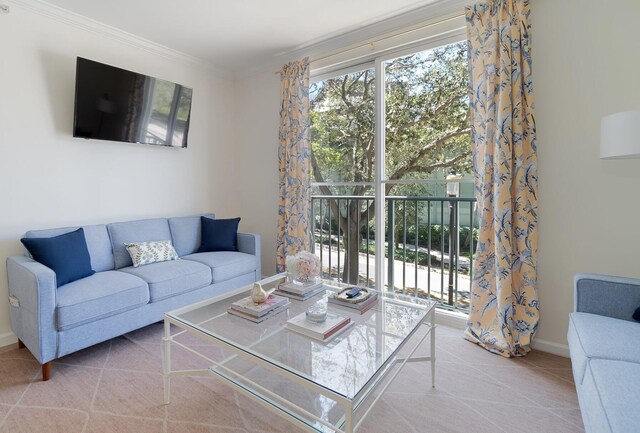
<box><xmin>231</xmin><ymin>72</ymin><xmax>281</xmax><ymax>276</ymax></box>
<box><xmin>0</xmin><ymin>6</ymin><xmax>236</xmax><ymax>344</ymax></box>
<box><xmin>233</xmin><ymin>0</ymin><xmax>640</xmax><ymax>353</ymax></box>
<box><xmin>533</xmin><ymin>0</ymin><xmax>640</xmax><ymax>350</ymax></box>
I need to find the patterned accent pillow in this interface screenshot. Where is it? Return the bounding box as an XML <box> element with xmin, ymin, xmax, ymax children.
<box><xmin>124</xmin><ymin>240</ymin><xmax>179</xmax><ymax>268</ymax></box>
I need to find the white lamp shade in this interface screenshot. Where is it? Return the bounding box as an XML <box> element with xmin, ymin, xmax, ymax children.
<box><xmin>600</xmin><ymin>110</ymin><xmax>640</xmax><ymax>159</ymax></box>
<box><xmin>445</xmin><ymin>174</ymin><xmax>462</xmax><ymax>196</ymax></box>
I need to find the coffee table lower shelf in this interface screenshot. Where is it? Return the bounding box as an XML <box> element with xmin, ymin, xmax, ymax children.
<box><xmin>162</xmin><ymin>314</ymin><xmax>436</xmax><ymax>433</ymax></box>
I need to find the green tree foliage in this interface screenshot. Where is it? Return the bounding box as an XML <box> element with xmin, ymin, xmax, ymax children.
<box><xmin>310</xmin><ymin>41</ymin><xmax>471</xmax><ymax>283</ymax></box>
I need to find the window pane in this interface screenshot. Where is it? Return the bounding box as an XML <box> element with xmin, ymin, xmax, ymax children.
<box><xmin>310</xmin><ymin>68</ymin><xmax>376</xmax><ymax>286</ymax></box>
<box><xmin>384</xmin><ymin>41</ymin><xmax>471</xmax><ymax>182</ymax></box>
<box><xmin>310</xmin><ymin>67</ymin><xmax>375</xmax><ymax>185</ymax></box>
<box><xmin>383</xmin><ymin>41</ymin><xmax>473</xmax><ymax>312</ymax></box>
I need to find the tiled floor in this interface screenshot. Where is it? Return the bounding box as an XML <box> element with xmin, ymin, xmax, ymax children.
<box><xmin>0</xmin><ymin>324</ymin><xmax>584</xmax><ymax>433</ymax></box>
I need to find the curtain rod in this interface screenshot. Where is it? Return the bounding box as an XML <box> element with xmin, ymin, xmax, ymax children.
<box><xmin>276</xmin><ymin>12</ymin><xmax>466</xmax><ymax>74</ymax></box>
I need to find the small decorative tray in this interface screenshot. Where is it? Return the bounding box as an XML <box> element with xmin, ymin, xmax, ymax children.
<box><xmin>333</xmin><ymin>287</ymin><xmax>371</xmax><ymax>304</ymax></box>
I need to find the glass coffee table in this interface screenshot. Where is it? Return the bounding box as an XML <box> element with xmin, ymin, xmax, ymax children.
<box><xmin>163</xmin><ymin>274</ymin><xmax>436</xmax><ymax>433</ymax></box>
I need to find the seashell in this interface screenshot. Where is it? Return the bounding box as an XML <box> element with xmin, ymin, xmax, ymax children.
<box><xmin>251</xmin><ymin>282</ymin><xmax>275</xmax><ymax>304</ymax></box>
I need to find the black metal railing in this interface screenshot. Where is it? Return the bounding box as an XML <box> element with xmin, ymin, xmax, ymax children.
<box><xmin>311</xmin><ymin>195</ymin><xmax>477</xmax><ymax>313</ymax></box>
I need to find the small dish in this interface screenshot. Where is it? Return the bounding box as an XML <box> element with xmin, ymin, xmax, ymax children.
<box><xmin>305</xmin><ymin>301</ymin><xmax>327</xmax><ymax>323</ymax></box>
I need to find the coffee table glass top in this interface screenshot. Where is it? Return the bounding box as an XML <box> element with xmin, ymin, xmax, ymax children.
<box><xmin>167</xmin><ymin>274</ymin><xmax>435</xmax><ymax>401</ymax></box>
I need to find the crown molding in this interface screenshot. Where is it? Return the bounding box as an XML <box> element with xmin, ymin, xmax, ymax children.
<box><xmin>8</xmin><ymin>0</ymin><xmax>232</xmax><ymax>78</ymax></box>
<box><xmin>7</xmin><ymin>0</ymin><xmax>469</xmax><ymax>80</ymax></box>
<box><xmin>278</xmin><ymin>0</ymin><xmax>464</xmax><ymax>55</ymax></box>
<box><xmin>241</xmin><ymin>0</ymin><xmax>469</xmax><ymax>78</ymax></box>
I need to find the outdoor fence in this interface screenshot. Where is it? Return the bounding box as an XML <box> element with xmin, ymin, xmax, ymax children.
<box><xmin>311</xmin><ymin>195</ymin><xmax>478</xmax><ymax>313</ymax></box>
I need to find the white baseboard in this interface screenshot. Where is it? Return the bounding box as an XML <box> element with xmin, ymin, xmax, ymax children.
<box><xmin>0</xmin><ymin>331</ymin><xmax>18</xmax><ymax>351</ymax></box>
<box><xmin>434</xmin><ymin>311</ymin><xmax>570</xmax><ymax>358</ymax></box>
<box><xmin>531</xmin><ymin>338</ymin><xmax>570</xmax><ymax>358</ymax></box>
<box><xmin>435</xmin><ymin>309</ymin><xmax>467</xmax><ymax>330</ymax></box>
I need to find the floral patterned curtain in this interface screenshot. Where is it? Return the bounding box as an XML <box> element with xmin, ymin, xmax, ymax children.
<box><xmin>276</xmin><ymin>58</ymin><xmax>311</xmax><ymax>273</ymax></box>
<box><xmin>464</xmin><ymin>0</ymin><xmax>539</xmax><ymax>357</ymax></box>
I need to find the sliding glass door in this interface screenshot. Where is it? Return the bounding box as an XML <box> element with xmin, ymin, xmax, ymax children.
<box><xmin>310</xmin><ymin>35</ymin><xmax>476</xmax><ymax>312</ymax></box>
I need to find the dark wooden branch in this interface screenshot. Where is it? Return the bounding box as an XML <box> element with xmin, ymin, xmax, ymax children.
<box><xmin>389</xmin><ymin>127</ymin><xmax>471</xmax><ymax>181</ymax></box>
<box><xmin>404</xmin><ymin>92</ymin><xmax>466</xmax><ymax>130</ymax></box>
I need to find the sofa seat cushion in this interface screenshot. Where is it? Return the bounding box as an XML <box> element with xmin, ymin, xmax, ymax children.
<box><xmin>182</xmin><ymin>251</ymin><xmax>256</xmax><ymax>283</ymax></box>
<box><xmin>568</xmin><ymin>312</ymin><xmax>640</xmax><ymax>384</ymax></box>
<box><xmin>581</xmin><ymin>359</ymin><xmax>640</xmax><ymax>433</ymax></box>
<box><xmin>56</xmin><ymin>271</ymin><xmax>149</xmax><ymax>331</ymax></box>
<box><xmin>119</xmin><ymin>260</ymin><xmax>211</xmax><ymax>302</ymax></box>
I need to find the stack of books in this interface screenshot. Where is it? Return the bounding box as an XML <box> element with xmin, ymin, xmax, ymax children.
<box><xmin>328</xmin><ymin>287</ymin><xmax>378</xmax><ymax>314</ymax></box>
<box><xmin>285</xmin><ymin>312</ymin><xmax>352</xmax><ymax>342</ymax></box>
<box><xmin>275</xmin><ymin>280</ymin><xmax>325</xmax><ymax>301</ymax></box>
<box><xmin>227</xmin><ymin>294</ymin><xmax>290</xmax><ymax>323</ymax></box>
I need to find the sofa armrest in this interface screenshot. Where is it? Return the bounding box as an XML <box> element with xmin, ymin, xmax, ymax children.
<box><xmin>237</xmin><ymin>232</ymin><xmax>261</xmax><ymax>279</ymax></box>
<box><xmin>574</xmin><ymin>273</ymin><xmax>640</xmax><ymax>321</ymax></box>
<box><xmin>6</xmin><ymin>256</ymin><xmax>58</xmax><ymax>364</ymax></box>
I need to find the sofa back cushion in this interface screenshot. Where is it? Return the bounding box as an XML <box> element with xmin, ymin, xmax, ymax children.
<box><xmin>168</xmin><ymin>213</ymin><xmax>214</xmax><ymax>257</ymax></box>
<box><xmin>107</xmin><ymin>218</ymin><xmax>172</xmax><ymax>269</ymax></box>
<box><xmin>198</xmin><ymin>217</ymin><xmax>241</xmax><ymax>252</ymax></box>
<box><xmin>21</xmin><ymin>228</ymin><xmax>95</xmax><ymax>287</ymax></box>
<box><xmin>24</xmin><ymin>224</ymin><xmax>115</xmax><ymax>272</ymax></box>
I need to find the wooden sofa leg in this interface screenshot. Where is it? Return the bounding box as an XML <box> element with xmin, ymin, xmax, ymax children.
<box><xmin>42</xmin><ymin>362</ymin><xmax>52</xmax><ymax>381</ymax></box>
<box><xmin>17</xmin><ymin>341</ymin><xmax>51</xmax><ymax>381</ymax></box>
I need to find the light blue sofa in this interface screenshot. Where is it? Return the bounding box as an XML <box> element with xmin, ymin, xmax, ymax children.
<box><xmin>568</xmin><ymin>273</ymin><xmax>640</xmax><ymax>433</ymax></box>
<box><xmin>7</xmin><ymin>213</ymin><xmax>261</xmax><ymax>380</ymax></box>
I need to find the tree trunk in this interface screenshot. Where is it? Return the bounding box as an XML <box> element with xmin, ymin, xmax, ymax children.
<box><xmin>343</xmin><ymin>221</ymin><xmax>361</xmax><ymax>285</ymax></box>
<box><xmin>339</xmin><ymin>204</ymin><xmax>362</xmax><ymax>285</ymax></box>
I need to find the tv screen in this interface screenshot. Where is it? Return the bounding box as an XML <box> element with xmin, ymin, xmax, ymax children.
<box><xmin>73</xmin><ymin>57</ymin><xmax>193</xmax><ymax>148</ymax></box>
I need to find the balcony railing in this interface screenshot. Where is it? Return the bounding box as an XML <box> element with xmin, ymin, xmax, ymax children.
<box><xmin>311</xmin><ymin>195</ymin><xmax>477</xmax><ymax>313</ymax></box>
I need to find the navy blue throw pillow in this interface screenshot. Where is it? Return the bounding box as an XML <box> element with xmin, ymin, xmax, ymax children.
<box><xmin>633</xmin><ymin>306</ymin><xmax>640</xmax><ymax>322</ymax></box>
<box><xmin>21</xmin><ymin>228</ymin><xmax>95</xmax><ymax>287</ymax></box>
<box><xmin>198</xmin><ymin>217</ymin><xmax>241</xmax><ymax>252</ymax></box>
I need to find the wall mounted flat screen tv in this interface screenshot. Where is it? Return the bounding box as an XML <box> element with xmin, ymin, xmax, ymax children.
<box><xmin>73</xmin><ymin>57</ymin><xmax>193</xmax><ymax>148</ymax></box>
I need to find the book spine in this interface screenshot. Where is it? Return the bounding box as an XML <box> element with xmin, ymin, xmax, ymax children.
<box><xmin>286</xmin><ymin>319</ymin><xmax>352</xmax><ymax>341</ymax></box>
<box><xmin>358</xmin><ymin>300</ymin><xmax>377</xmax><ymax>314</ymax></box>
<box><xmin>275</xmin><ymin>291</ymin><xmax>304</xmax><ymax>301</ymax></box>
<box><xmin>322</xmin><ymin>318</ymin><xmax>351</xmax><ymax>338</ymax></box>
<box><xmin>328</xmin><ymin>297</ymin><xmax>378</xmax><ymax>311</ymax></box>
<box><xmin>228</xmin><ymin>303</ymin><xmax>290</xmax><ymax>322</ymax></box>
<box><xmin>231</xmin><ymin>307</ymin><xmax>268</xmax><ymax>317</ymax></box>
<box><xmin>285</xmin><ymin>324</ymin><xmax>322</xmax><ymax>340</ymax></box>
<box><xmin>327</xmin><ymin>298</ymin><xmax>359</xmax><ymax>308</ymax></box>
<box><xmin>231</xmin><ymin>301</ymin><xmax>286</xmax><ymax>316</ymax></box>
<box><xmin>275</xmin><ymin>291</ymin><xmax>323</xmax><ymax>301</ymax></box>
<box><xmin>227</xmin><ymin>308</ymin><xmax>262</xmax><ymax>323</ymax></box>
<box><xmin>278</xmin><ymin>282</ymin><xmax>322</xmax><ymax>294</ymax></box>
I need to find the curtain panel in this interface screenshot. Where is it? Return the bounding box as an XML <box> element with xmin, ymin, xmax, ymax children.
<box><xmin>464</xmin><ymin>0</ymin><xmax>539</xmax><ymax>357</ymax></box>
<box><xmin>276</xmin><ymin>58</ymin><xmax>311</xmax><ymax>273</ymax></box>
